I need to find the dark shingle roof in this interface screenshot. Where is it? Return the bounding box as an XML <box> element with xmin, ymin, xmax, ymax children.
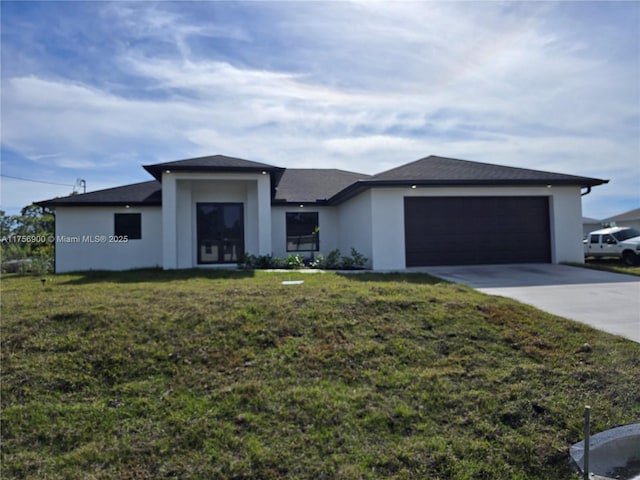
<box><xmin>328</xmin><ymin>155</ymin><xmax>608</xmax><ymax>203</ymax></box>
<box><xmin>274</xmin><ymin>169</ymin><xmax>370</xmax><ymax>204</ymax></box>
<box><xmin>143</xmin><ymin>154</ymin><xmax>282</xmax><ymax>181</ymax></box>
<box><xmin>36</xmin><ymin>181</ymin><xmax>161</xmax><ymax>207</ymax></box>
<box><xmin>604</xmin><ymin>207</ymin><xmax>640</xmax><ymax>222</ymax></box>
<box><xmin>372</xmin><ymin>155</ymin><xmax>607</xmax><ymax>185</ymax></box>
<box><xmin>36</xmin><ymin>154</ymin><xmax>609</xmax><ymax>207</ymax></box>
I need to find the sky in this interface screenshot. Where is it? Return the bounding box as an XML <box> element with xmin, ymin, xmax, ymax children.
<box><xmin>1</xmin><ymin>1</ymin><xmax>638</xmax><ymax>219</ymax></box>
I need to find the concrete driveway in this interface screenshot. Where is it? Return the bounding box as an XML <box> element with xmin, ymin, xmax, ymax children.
<box><xmin>416</xmin><ymin>264</ymin><xmax>640</xmax><ymax>343</ymax></box>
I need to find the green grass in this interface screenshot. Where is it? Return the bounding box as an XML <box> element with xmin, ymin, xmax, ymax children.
<box><xmin>2</xmin><ymin>269</ymin><xmax>639</xmax><ymax>479</ymax></box>
<box><xmin>581</xmin><ymin>258</ymin><xmax>640</xmax><ymax>277</ymax></box>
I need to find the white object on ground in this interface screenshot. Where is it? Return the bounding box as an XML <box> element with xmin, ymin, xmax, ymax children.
<box><xmin>570</xmin><ymin>423</ymin><xmax>640</xmax><ymax>479</ymax></box>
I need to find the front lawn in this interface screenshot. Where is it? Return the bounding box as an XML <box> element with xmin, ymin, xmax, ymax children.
<box><xmin>582</xmin><ymin>258</ymin><xmax>640</xmax><ymax>277</ymax></box>
<box><xmin>2</xmin><ymin>269</ymin><xmax>638</xmax><ymax>479</ymax></box>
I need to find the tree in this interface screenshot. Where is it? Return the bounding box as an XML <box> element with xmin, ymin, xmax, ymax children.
<box><xmin>1</xmin><ymin>205</ymin><xmax>54</xmax><ymax>273</ymax></box>
<box><xmin>0</xmin><ymin>210</ymin><xmax>16</xmax><ymax>239</ymax></box>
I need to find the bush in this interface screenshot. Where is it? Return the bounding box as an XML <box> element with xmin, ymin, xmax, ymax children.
<box><xmin>323</xmin><ymin>249</ymin><xmax>342</xmax><ymax>269</ymax></box>
<box><xmin>341</xmin><ymin>253</ymin><xmax>355</xmax><ymax>269</ymax></box>
<box><xmin>285</xmin><ymin>254</ymin><xmax>305</xmax><ymax>269</ymax></box>
<box><xmin>339</xmin><ymin>248</ymin><xmax>368</xmax><ymax>270</ymax></box>
<box><xmin>315</xmin><ymin>248</ymin><xmax>368</xmax><ymax>270</ymax></box>
<box><xmin>238</xmin><ymin>254</ymin><xmax>280</xmax><ymax>269</ymax></box>
<box><xmin>237</xmin><ymin>253</ymin><xmax>254</xmax><ymax>269</ymax></box>
<box><xmin>309</xmin><ymin>253</ymin><xmax>324</xmax><ymax>269</ymax></box>
<box><xmin>349</xmin><ymin>247</ymin><xmax>368</xmax><ymax>268</ymax></box>
<box><xmin>239</xmin><ymin>248</ymin><xmax>368</xmax><ymax>270</ymax></box>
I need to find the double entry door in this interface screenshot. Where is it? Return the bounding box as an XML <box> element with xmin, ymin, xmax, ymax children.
<box><xmin>196</xmin><ymin>203</ymin><xmax>244</xmax><ymax>264</ymax></box>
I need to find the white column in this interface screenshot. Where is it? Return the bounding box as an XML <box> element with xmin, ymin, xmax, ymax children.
<box><xmin>550</xmin><ymin>187</ymin><xmax>584</xmax><ymax>264</ymax></box>
<box><xmin>257</xmin><ymin>175</ymin><xmax>272</xmax><ymax>255</ymax></box>
<box><xmin>161</xmin><ymin>173</ymin><xmax>177</xmax><ymax>269</ymax></box>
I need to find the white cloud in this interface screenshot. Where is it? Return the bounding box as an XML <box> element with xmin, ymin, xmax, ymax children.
<box><xmin>0</xmin><ymin>176</ymin><xmax>124</xmax><ymax>214</ymax></box>
<box><xmin>2</xmin><ymin>75</ymin><xmax>199</xmax><ymax>166</ymax></box>
<box><xmin>324</xmin><ymin>135</ymin><xmax>421</xmax><ymax>155</ymax></box>
<box><xmin>1</xmin><ymin>1</ymin><xmax>637</xmax><ymax>216</ymax></box>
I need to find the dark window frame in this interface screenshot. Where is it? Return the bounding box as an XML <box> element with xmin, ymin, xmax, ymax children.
<box><xmin>196</xmin><ymin>203</ymin><xmax>244</xmax><ymax>265</ymax></box>
<box><xmin>114</xmin><ymin>213</ymin><xmax>141</xmax><ymax>239</ymax></box>
<box><xmin>286</xmin><ymin>212</ymin><xmax>319</xmax><ymax>252</ymax></box>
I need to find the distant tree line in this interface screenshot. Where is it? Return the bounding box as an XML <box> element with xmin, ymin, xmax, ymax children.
<box><xmin>1</xmin><ymin>205</ymin><xmax>54</xmax><ymax>274</ymax></box>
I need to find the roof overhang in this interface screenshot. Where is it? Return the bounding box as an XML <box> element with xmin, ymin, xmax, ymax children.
<box><xmin>143</xmin><ymin>164</ymin><xmax>285</xmax><ymax>181</ymax></box>
<box><xmin>36</xmin><ymin>200</ymin><xmax>162</xmax><ymax>208</ymax></box>
<box><xmin>271</xmin><ymin>200</ymin><xmax>331</xmax><ymax>207</ymax></box>
<box><xmin>328</xmin><ymin>178</ymin><xmax>609</xmax><ymax>205</ymax></box>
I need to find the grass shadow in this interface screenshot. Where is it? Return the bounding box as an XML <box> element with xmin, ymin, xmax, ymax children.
<box><xmin>580</xmin><ymin>258</ymin><xmax>640</xmax><ymax>277</ymax></box>
<box><xmin>48</xmin><ymin>267</ymin><xmax>255</xmax><ymax>285</ymax></box>
<box><xmin>337</xmin><ymin>271</ymin><xmax>447</xmax><ymax>285</ymax></box>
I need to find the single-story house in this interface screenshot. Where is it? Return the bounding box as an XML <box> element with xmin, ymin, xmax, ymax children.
<box><xmin>582</xmin><ymin>217</ymin><xmax>602</xmax><ymax>238</ymax></box>
<box><xmin>37</xmin><ymin>154</ymin><xmax>607</xmax><ymax>273</ymax></box>
<box><xmin>603</xmin><ymin>208</ymin><xmax>640</xmax><ymax>230</ymax></box>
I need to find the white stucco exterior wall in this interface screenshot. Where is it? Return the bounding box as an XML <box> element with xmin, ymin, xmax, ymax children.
<box><xmin>162</xmin><ymin>171</ymin><xmax>272</xmax><ymax>269</ymax></box>
<box><xmin>51</xmin><ymin>181</ymin><xmax>586</xmax><ymax>272</ymax></box>
<box><xmin>162</xmin><ymin>174</ymin><xmax>178</xmax><ymax>269</ymax></box>
<box><xmin>175</xmin><ymin>181</ymin><xmax>192</xmax><ymax>269</ymax></box>
<box><xmin>548</xmin><ymin>186</ymin><xmax>585</xmax><ymax>263</ymax></box>
<box><xmin>370</xmin><ymin>189</ymin><xmax>406</xmax><ymax>270</ymax></box>
<box><xmin>336</xmin><ymin>189</ymin><xmax>373</xmax><ymax>267</ymax></box>
<box><xmin>53</xmin><ymin>206</ymin><xmax>162</xmax><ymax>273</ymax></box>
<box><xmin>271</xmin><ymin>186</ymin><xmax>584</xmax><ymax>269</ymax></box>
<box><xmin>360</xmin><ymin>185</ymin><xmax>585</xmax><ymax>270</ymax></box>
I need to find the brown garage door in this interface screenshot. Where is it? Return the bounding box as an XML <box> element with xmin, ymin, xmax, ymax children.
<box><xmin>404</xmin><ymin>196</ymin><xmax>551</xmax><ymax>266</ymax></box>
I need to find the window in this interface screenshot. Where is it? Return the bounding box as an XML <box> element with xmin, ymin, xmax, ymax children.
<box><xmin>114</xmin><ymin>213</ymin><xmax>141</xmax><ymax>239</ymax></box>
<box><xmin>286</xmin><ymin>212</ymin><xmax>319</xmax><ymax>252</ymax></box>
<box><xmin>613</xmin><ymin>228</ymin><xmax>640</xmax><ymax>241</ymax></box>
<box><xmin>589</xmin><ymin>235</ymin><xmax>600</xmax><ymax>244</ymax></box>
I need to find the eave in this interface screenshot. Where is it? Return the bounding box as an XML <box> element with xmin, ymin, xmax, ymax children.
<box><xmin>37</xmin><ymin>200</ymin><xmax>162</xmax><ymax>208</ymax></box>
<box><xmin>143</xmin><ymin>164</ymin><xmax>286</xmax><ymax>181</ymax></box>
<box><xmin>327</xmin><ymin>178</ymin><xmax>609</xmax><ymax>205</ymax></box>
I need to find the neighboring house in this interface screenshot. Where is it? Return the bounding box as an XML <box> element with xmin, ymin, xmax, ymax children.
<box><xmin>582</xmin><ymin>217</ymin><xmax>602</xmax><ymax>238</ymax></box>
<box><xmin>37</xmin><ymin>154</ymin><xmax>607</xmax><ymax>273</ymax></box>
<box><xmin>603</xmin><ymin>208</ymin><xmax>640</xmax><ymax>230</ymax></box>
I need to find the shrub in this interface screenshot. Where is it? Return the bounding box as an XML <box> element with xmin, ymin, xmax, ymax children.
<box><xmin>349</xmin><ymin>247</ymin><xmax>368</xmax><ymax>268</ymax></box>
<box><xmin>239</xmin><ymin>248</ymin><xmax>368</xmax><ymax>270</ymax></box>
<box><xmin>237</xmin><ymin>253</ymin><xmax>253</xmax><ymax>269</ymax></box>
<box><xmin>341</xmin><ymin>253</ymin><xmax>354</xmax><ymax>269</ymax></box>
<box><xmin>323</xmin><ymin>249</ymin><xmax>342</xmax><ymax>269</ymax></box>
<box><xmin>285</xmin><ymin>254</ymin><xmax>305</xmax><ymax>269</ymax></box>
<box><xmin>339</xmin><ymin>248</ymin><xmax>368</xmax><ymax>269</ymax></box>
<box><xmin>309</xmin><ymin>253</ymin><xmax>324</xmax><ymax>269</ymax></box>
<box><xmin>238</xmin><ymin>254</ymin><xmax>283</xmax><ymax>269</ymax></box>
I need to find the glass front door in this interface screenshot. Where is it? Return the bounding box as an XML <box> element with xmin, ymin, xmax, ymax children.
<box><xmin>196</xmin><ymin>203</ymin><xmax>244</xmax><ymax>264</ymax></box>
